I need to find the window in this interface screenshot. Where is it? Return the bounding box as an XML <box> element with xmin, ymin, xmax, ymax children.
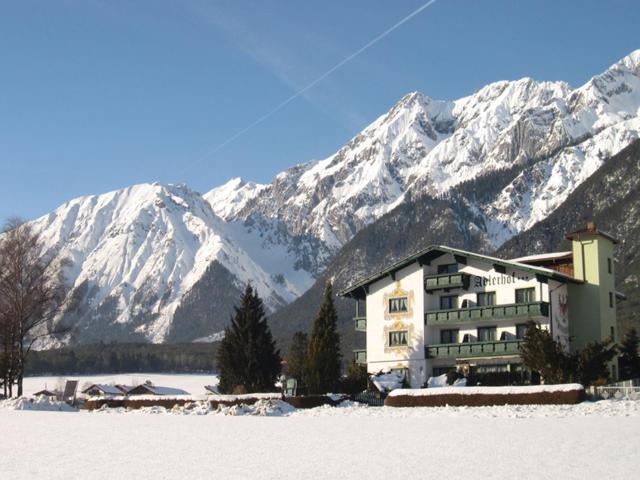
<box><xmin>440</xmin><ymin>329</ymin><xmax>459</xmax><ymax>344</ymax></box>
<box><xmin>388</xmin><ymin>297</ymin><xmax>408</xmax><ymax>313</ymax></box>
<box><xmin>515</xmin><ymin>288</ymin><xmax>535</xmax><ymax>303</ymax></box>
<box><xmin>610</xmin><ymin>326</ymin><xmax>615</xmax><ymax>341</ymax></box>
<box><xmin>437</xmin><ymin>263</ymin><xmax>458</xmax><ymax>274</ymax></box>
<box><xmin>476</xmin><ymin>364</ymin><xmax>508</xmax><ymax>374</ymax></box>
<box><xmin>516</xmin><ymin>324</ymin><xmax>528</xmax><ymax>339</ymax></box>
<box><xmin>440</xmin><ymin>295</ymin><xmax>458</xmax><ymax>310</ymax></box>
<box><xmin>477</xmin><ymin>292</ymin><xmax>496</xmax><ymax>306</ymax></box>
<box><xmin>608</xmin><ymin>258</ymin><xmax>613</xmax><ymax>274</ymax></box>
<box><xmin>388</xmin><ymin>330</ymin><xmax>408</xmax><ymax>347</ymax></box>
<box><xmin>477</xmin><ymin>327</ymin><xmax>497</xmax><ymax>342</ymax></box>
<box><xmin>609</xmin><ymin>292</ymin><xmax>614</xmax><ymax>308</ymax></box>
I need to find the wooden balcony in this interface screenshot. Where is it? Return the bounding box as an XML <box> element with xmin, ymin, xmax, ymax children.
<box><xmin>426</xmin><ymin>340</ymin><xmax>523</xmax><ymax>359</ymax></box>
<box><xmin>354</xmin><ymin>316</ymin><xmax>367</xmax><ymax>332</ymax></box>
<box><xmin>424</xmin><ymin>301</ymin><xmax>549</xmax><ymax>326</ymax></box>
<box><xmin>424</xmin><ymin>272</ymin><xmax>471</xmax><ymax>292</ymax></box>
<box><xmin>354</xmin><ymin>349</ymin><xmax>367</xmax><ymax>365</ymax></box>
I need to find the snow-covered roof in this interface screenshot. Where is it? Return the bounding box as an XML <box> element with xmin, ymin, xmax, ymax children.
<box><xmin>371</xmin><ymin>372</ymin><xmax>405</xmax><ymax>393</ymax></box>
<box><xmin>82</xmin><ymin>384</ymin><xmax>125</xmax><ymax>395</ymax></box>
<box><xmin>129</xmin><ymin>385</ymin><xmax>190</xmax><ymax>396</ymax></box>
<box><xmin>510</xmin><ymin>251</ymin><xmax>572</xmax><ymax>263</ymax></box>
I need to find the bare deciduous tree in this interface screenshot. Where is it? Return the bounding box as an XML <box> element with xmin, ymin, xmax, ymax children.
<box><xmin>0</xmin><ymin>217</ymin><xmax>69</xmax><ymax>397</ymax></box>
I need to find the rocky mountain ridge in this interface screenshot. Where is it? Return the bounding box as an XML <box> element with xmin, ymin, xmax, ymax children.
<box><xmin>20</xmin><ymin>50</ymin><xmax>640</xmax><ymax>346</ymax></box>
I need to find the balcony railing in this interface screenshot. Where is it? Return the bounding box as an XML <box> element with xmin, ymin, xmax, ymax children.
<box><xmin>424</xmin><ymin>301</ymin><xmax>549</xmax><ymax>326</ymax></box>
<box><xmin>426</xmin><ymin>340</ymin><xmax>523</xmax><ymax>359</ymax></box>
<box><xmin>424</xmin><ymin>272</ymin><xmax>471</xmax><ymax>292</ymax></box>
<box><xmin>354</xmin><ymin>349</ymin><xmax>367</xmax><ymax>365</ymax></box>
<box><xmin>354</xmin><ymin>316</ymin><xmax>367</xmax><ymax>332</ymax></box>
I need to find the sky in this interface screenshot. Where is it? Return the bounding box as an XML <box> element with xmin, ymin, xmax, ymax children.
<box><xmin>1</xmin><ymin>0</ymin><xmax>639</xmax><ymax>222</ymax></box>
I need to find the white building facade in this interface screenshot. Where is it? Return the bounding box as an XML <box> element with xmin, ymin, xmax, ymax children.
<box><xmin>341</xmin><ymin>225</ymin><xmax>619</xmax><ymax>387</ymax></box>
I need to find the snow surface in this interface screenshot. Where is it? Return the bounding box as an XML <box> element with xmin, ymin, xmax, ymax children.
<box><xmin>1</xmin><ymin>399</ymin><xmax>639</xmax><ymax>479</ymax></box>
<box><xmin>388</xmin><ymin>383</ymin><xmax>584</xmax><ymax>397</ymax></box>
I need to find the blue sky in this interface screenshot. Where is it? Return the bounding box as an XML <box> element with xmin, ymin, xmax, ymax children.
<box><xmin>1</xmin><ymin>0</ymin><xmax>639</xmax><ymax>221</ymax></box>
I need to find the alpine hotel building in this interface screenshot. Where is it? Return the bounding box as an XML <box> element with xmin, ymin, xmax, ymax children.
<box><xmin>340</xmin><ymin>223</ymin><xmax>622</xmax><ymax>386</ymax></box>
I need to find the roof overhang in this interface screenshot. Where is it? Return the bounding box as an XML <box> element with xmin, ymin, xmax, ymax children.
<box><xmin>338</xmin><ymin>245</ymin><xmax>581</xmax><ymax>298</ymax></box>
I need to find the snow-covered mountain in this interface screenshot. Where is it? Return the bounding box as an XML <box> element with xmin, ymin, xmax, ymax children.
<box><xmin>33</xmin><ymin>183</ymin><xmax>313</xmax><ymax>345</ymax></box>
<box><xmin>207</xmin><ymin>50</ymin><xmax>640</xmax><ymax>260</ymax></box>
<box><xmin>27</xmin><ymin>50</ymin><xmax>640</xmax><ymax>345</ymax></box>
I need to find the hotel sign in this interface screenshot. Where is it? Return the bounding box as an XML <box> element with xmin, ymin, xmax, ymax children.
<box><xmin>473</xmin><ymin>273</ymin><xmax>531</xmax><ymax>288</ymax></box>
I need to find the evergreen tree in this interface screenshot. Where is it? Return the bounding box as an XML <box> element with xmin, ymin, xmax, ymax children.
<box><xmin>573</xmin><ymin>339</ymin><xmax>617</xmax><ymax>386</ymax></box>
<box><xmin>340</xmin><ymin>361</ymin><xmax>369</xmax><ymax>394</ymax></box>
<box><xmin>305</xmin><ymin>281</ymin><xmax>342</xmax><ymax>394</ymax></box>
<box><xmin>216</xmin><ymin>284</ymin><xmax>281</xmax><ymax>394</ymax></box>
<box><xmin>286</xmin><ymin>331</ymin><xmax>308</xmax><ymax>383</ymax></box>
<box><xmin>519</xmin><ymin>320</ymin><xmax>571</xmax><ymax>384</ymax></box>
<box><xmin>619</xmin><ymin>327</ymin><xmax>640</xmax><ymax>380</ymax></box>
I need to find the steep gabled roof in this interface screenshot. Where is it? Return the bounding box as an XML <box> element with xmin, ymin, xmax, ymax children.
<box><xmin>338</xmin><ymin>245</ymin><xmax>581</xmax><ymax>299</ymax></box>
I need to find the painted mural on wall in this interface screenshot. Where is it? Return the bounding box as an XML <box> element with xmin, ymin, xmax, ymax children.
<box><xmin>551</xmin><ymin>284</ymin><xmax>570</xmax><ymax>348</ymax></box>
<box><xmin>383</xmin><ymin>281</ymin><xmax>414</xmax><ymax>320</ymax></box>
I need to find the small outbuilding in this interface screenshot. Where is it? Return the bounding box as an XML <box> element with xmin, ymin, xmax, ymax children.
<box><xmin>127</xmin><ymin>384</ymin><xmax>190</xmax><ymax>396</ymax></box>
<box><xmin>82</xmin><ymin>384</ymin><xmax>127</xmax><ymax>396</ymax></box>
<box><xmin>33</xmin><ymin>389</ymin><xmax>59</xmax><ymax>398</ymax></box>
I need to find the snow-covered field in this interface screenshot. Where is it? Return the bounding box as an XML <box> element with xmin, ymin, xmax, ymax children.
<box><xmin>3</xmin><ymin>375</ymin><xmax>639</xmax><ymax>479</ymax></box>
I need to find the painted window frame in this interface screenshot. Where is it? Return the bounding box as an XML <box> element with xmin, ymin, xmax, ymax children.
<box><xmin>388</xmin><ymin>330</ymin><xmax>409</xmax><ymax>347</ymax></box>
<box><xmin>388</xmin><ymin>296</ymin><xmax>409</xmax><ymax>314</ymax></box>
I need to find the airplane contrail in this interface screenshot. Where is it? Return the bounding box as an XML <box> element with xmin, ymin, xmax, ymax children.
<box><xmin>190</xmin><ymin>0</ymin><xmax>438</xmax><ymax>168</ymax></box>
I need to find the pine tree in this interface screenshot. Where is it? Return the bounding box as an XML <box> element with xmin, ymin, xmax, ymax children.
<box><xmin>619</xmin><ymin>327</ymin><xmax>640</xmax><ymax>380</ymax></box>
<box><xmin>216</xmin><ymin>284</ymin><xmax>281</xmax><ymax>394</ymax></box>
<box><xmin>574</xmin><ymin>338</ymin><xmax>617</xmax><ymax>386</ymax></box>
<box><xmin>305</xmin><ymin>281</ymin><xmax>342</xmax><ymax>394</ymax></box>
<box><xmin>519</xmin><ymin>320</ymin><xmax>571</xmax><ymax>384</ymax></box>
<box><xmin>286</xmin><ymin>331</ymin><xmax>308</xmax><ymax>383</ymax></box>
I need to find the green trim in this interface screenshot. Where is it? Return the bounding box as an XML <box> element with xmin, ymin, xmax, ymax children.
<box><xmin>425</xmin><ymin>301</ymin><xmax>549</xmax><ymax>325</ymax></box>
<box><xmin>426</xmin><ymin>340</ymin><xmax>523</xmax><ymax>359</ymax></box>
<box><xmin>424</xmin><ymin>272</ymin><xmax>471</xmax><ymax>291</ymax></box>
<box><xmin>354</xmin><ymin>316</ymin><xmax>367</xmax><ymax>332</ymax></box>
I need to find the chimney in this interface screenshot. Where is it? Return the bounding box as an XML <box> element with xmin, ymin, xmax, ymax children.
<box><xmin>586</xmin><ymin>221</ymin><xmax>596</xmax><ymax>232</ymax></box>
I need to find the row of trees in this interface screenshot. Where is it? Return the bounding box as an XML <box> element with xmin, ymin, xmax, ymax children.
<box><xmin>26</xmin><ymin>342</ymin><xmax>216</xmax><ymax>375</ymax></box>
<box><xmin>520</xmin><ymin>320</ymin><xmax>640</xmax><ymax>386</ymax></box>
<box><xmin>0</xmin><ymin>219</ymin><xmax>68</xmax><ymax>397</ymax></box>
<box><xmin>215</xmin><ymin>281</ymin><xmax>350</xmax><ymax>395</ymax></box>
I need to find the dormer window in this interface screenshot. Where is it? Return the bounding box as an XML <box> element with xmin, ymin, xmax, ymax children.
<box><xmin>389</xmin><ymin>297</ymin><xmax>408</xmax><ymax>313</ymax></box>
<box><xmin>437</xmin><ymin>263</ymin><xmax>458</xmax><ymax>274</ymax></box>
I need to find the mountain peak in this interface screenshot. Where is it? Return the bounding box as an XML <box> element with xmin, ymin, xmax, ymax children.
<box><xmin>619</xmin><ymin>49</ymin><xmax>640</xmax><ymax>75</ymax></box>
